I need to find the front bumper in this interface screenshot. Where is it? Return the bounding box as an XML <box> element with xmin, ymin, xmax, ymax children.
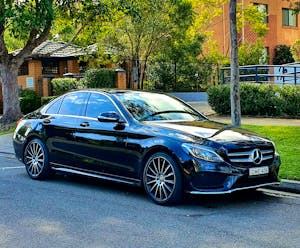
<box><xmin>183</xmin><ymin>153</ymin><xmax>281</xmax><ymax>194</ymax></box>
<box><xmin>187</xmin><ymin>182</ymin><xmax>280</xmax><ymax>195</ymax></box>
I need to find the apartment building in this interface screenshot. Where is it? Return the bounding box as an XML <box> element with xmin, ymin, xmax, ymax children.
<box><xmin>209</xmin><ymin>0</ymin><xmax>300</xmax><ymax>63</ymax></box>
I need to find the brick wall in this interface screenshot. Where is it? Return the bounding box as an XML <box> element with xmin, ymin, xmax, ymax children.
<box><xmin>208</xmin><ymin>0</ymin><xmax>300</xmax><ymax>63</ymax></box>
<box><xmin>17</xmin><ymin>58</ymin><xmax>81</xmax><ymax>97</ymax></box>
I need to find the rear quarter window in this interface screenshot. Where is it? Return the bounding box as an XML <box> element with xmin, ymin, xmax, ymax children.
<box><xmin>44</xmin><ymin>98</ymin><xmax>63</xmax><ymax>114</ymax></box>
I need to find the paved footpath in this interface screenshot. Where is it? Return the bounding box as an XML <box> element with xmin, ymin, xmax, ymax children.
<box><xmin>189</xmin><ymin>101</ymin><xmax>300</xmax><ymax>127</ymax></box>
<box><xmin>209</xmin><ymin>116</ymin><xmax>300</xmax><ymax>126</ymax></box>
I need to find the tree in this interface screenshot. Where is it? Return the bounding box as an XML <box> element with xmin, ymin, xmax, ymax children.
<box><xmin>291</xmin><ymin>39</ymin><xmax>300</xmax><ymax>61</ymax></box>
<box><xmin>284</xmin><ymin>0</ymin><xmax>300</xmax><ymax>13</ymax></box>
<box><xmin>0</xmin><ymin>0</ymin><xmax>54</xmax><ymax>123</ymax></box>
<box><xmin>190</xmin><ymin>0</ymin><xmax>229</xmax><ymax>63</ymax></box>
<box><xmin>229</xmin><ymin>0</ymin><xmax>241</xmax><ymax>127</ymax></box>
<box><xmin>0</xmin><ymin>0</ymin><xmax>113</xmax><ymax>123</ymax></box>
<box><xmin>98</xmin><ymin>0</ymin><xmax>194</xmax><ymax>89</ymax></box>
<box><xmin>238</xmin><ymin>40</ymin><xmax>268</xmax><ymax>66</ymax></box>
<box><xmin>147</xmin><ymin>34</ymin><xmax>206</xmax><ymax>92</ymax></box>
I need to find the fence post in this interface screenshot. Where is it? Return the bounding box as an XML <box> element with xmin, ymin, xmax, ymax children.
<box><xmin>221</xmin><ymin>68</ymin><xmax>225</xmax><ymax>84</ymax></box>
<box><xmin>294</xmin><ymin>67</ymin><xmax>297</xmax><ymax>85</ymax></box>
<box><xmin>255</xmin><ymin>66</ymin><xmax>258</xmax><ymax>83</ymax></box>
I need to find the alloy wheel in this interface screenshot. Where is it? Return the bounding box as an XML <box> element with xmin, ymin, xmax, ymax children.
<box><xmin>144</xmin><ymin>155</ymin><xmax>177</xmax><ymax>203</ymax></box>
<box><xmin>24</xmin><ymin>140</ymin><xmax>46</xmax><ymax>177</ymax></box>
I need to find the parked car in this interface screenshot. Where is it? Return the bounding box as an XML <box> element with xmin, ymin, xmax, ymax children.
<box><xmin>13</xmin><ymin>90</ymin><xmax>281</xmax><ymax>205</ymax></box>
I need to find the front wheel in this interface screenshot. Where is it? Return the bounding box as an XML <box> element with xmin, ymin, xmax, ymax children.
<box><xmin>23</xmin><ymin>138</ymin><xmax>53</xmax><ymax>180</ymax></box>
<box><xmin>143</xmin><ymin>152</ymin><xmax>183</xmax><ymax>205</ymax></box>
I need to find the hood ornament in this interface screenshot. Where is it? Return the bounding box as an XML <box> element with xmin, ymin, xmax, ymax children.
<box><xmin>250</xmin><ymin>149</ymin><xmax>263</xmax><ymax>165</ymax></box>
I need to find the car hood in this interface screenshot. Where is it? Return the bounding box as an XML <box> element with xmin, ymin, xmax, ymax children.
<box><xmin>148</xmin><ymin>120</ymin><xmax>270</xmax><ymax>143</ymax></box>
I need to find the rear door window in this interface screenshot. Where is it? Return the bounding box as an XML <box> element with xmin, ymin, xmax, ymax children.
<box><xmin>58</xmin><ymin>92</ymin><xmax>89</xmax><ymax>116</ymax></box>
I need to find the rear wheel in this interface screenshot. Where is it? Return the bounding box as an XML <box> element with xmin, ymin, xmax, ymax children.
<box><xmin>143</xmin><ymin>152</ymin><xmax>182</xmax><ymax>205</ymax></box>
<box><xmin>24</xmin><ymin>138</ymin><xmax>53</xmax><ymax>180</ymax></box>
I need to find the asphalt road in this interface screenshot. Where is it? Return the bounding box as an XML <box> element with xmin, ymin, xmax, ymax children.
<box><xmin>1</xmin><ymin>153</ymin><xmax>300</xmax><ymax>248</ymax></box>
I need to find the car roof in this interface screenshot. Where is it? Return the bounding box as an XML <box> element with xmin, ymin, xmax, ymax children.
<box><xmin>68</xmin><ymin>89</ymin><xmax>163</xmax><ymax>95</ymax></box>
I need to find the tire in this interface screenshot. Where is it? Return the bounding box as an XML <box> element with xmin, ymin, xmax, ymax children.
<box><xmin>23</xmin><ymin>138</ymin><xmax>53</xmax><ymax>180</ymax></box>
<box><xmin>143</xmin><ymin>152</ymin><xmax>183</xmax><ymax>205</ymax></box>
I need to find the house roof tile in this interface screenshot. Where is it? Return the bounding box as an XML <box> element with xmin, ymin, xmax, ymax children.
<box><xmin>31</xmin><ymin>40</ymin><xmax>86</xmax><ymax>58</ymax></box>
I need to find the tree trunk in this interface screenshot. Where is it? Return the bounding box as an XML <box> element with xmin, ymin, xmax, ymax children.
<box><xmin>0</xmin><ymin>62</ymin><xmax>23</xmax><ymax>123</ymax></box>
<box><xmin>229</xmin><ymin>0</ymin><xmax>241</xmax><ymax>127</ymax></box>
<box><xmin>140</xmin><ymin>61</ymin><xmax>147</xmax><ymax>90</ymax></box>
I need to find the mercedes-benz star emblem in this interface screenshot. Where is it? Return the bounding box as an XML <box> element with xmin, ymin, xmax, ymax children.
<box><xmin>250</xmin><ymin>149</ymin><xmax>263</xmax><ymax>164</ymax></box>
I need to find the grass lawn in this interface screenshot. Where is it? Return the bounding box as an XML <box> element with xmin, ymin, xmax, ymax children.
<box><xmin>244</xmin><ymin>125</ymin><xmax>300</xmax><ymax>181</ymax></box>
<box><xmin>0</xmin><ymin>123</ymin><xmax>16</xmax><ymax>135</ymax></box>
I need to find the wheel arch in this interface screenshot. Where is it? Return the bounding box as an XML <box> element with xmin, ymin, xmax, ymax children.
<box><xmin>139</xmin><ymin>145</ymin><xmax>184</xmax><ymax>181</ymax></box>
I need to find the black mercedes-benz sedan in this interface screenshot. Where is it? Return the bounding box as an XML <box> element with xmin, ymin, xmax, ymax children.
<box><xmin>13</xmin><ymin>90</ymin><xmax>281</xmax><ymax>205</ymax></box>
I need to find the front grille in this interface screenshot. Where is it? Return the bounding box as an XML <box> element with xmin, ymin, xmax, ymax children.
<box><xmin>227</xmin><ymin>148</ymin><xmax>274</xmax><ymax>167</ymax></box>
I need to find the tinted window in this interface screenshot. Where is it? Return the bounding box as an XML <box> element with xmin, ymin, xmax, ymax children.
<box><xmin>45</xmin><ymin>98</ymin><xmax>63</xmax><ymax>114</ymax></box>
<box><xmin>116</xmin><ymin>92</ymin><xmax>203</xmax><ymax>121</ymax></box>
<box><xmin>86</xmin><ymin>93</ymin><xmax>117</xmax><ymax>118</ymax></box>
<box><xmin>59</xmin><ymin>92</ymin><xmax>89</xmax><ymax>116</ymax></box>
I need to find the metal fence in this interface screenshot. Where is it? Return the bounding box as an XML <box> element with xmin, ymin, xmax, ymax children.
<box><xmin>221</xmin><ymin>63</ymin><xmax>300</xmax><ymax>85</ymax></box>
<box><xmin>128</xmin><ymin>60</ymin><xmax>220</xmax><ymax>91</ymax></box>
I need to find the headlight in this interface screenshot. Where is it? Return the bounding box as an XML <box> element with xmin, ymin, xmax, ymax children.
<box><xmin>182</xmin><ymin>143</ymin><xmax>224</xmax><ymax>162</ymax></box>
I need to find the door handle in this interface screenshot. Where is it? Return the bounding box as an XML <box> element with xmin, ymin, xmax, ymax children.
<box><xmin>80</xmin><ymin>122</ymin><xmax>90</xmax><ymax>127</ymax></box>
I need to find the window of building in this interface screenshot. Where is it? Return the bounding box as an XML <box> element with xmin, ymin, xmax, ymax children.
<box><xmin>42</xmin><ymin>60</ymin><xmax>59</xmax><ymax>74</ymax></box>
<box><xmin>282</xmin><ymin>8</ymin><xmax>298</xmax><ymax>27</ymax></box>
<box><xmin>254</xmin><ymin>3</ymin><xmax>268</xmax><ymax>23</ymax></box>
<box><xmin>18</xmin><ymin>61</ymin><xmax>29</xmax><ymax>76</ymax></box>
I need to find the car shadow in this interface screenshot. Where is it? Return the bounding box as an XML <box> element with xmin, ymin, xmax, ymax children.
<box><xmin>52</xmin><ymin>172</ymin><xmax>282</xmax><ymax>210</ymax></box>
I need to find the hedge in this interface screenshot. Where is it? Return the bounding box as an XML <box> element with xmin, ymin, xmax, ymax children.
<box><xmin>51</xmin><ymin>78</ymin><xmax>83</xmax><ymax>96</ymax></box>
<box><xmin>19</xmin><ymin>89</ymin><xmax>41</xmax><ymax>114</ymax></box>
<box><xmin>207</xmin><ymin>83</ymin><xmax>300</xmax><ymax>117</ymax></box>
<box><xmin>81</xmin><ymin>69</ymin><xmax>116</xmax><ymax>88</ymax></box>
<box><xmin>41</xmin><ymin>96</ymin><xmax>57</xmax><ymax>106</ymax></box>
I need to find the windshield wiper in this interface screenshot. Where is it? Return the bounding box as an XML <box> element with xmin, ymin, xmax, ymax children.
<box><xmin>140</xmin><ymin>110</ymin><xmax>201</xmax><ymax>121</ymax></box>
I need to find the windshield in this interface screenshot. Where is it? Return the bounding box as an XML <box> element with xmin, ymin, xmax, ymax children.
<box><xmin>115</xmin><ymin>92</ymin><xmax>204</xmax><ymax>121</ymax></box>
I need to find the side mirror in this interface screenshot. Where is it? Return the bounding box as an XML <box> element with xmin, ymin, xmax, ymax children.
<box><xmin>98</xmin><ymin>112</ymin><xmax>122</xmax><ymax>123</ymax></box>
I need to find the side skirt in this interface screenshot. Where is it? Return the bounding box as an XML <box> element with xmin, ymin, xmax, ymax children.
<box><xmin>50</xmin><ymin>162</ymin><xmax>142</xmax><ymax>186</ymax></box>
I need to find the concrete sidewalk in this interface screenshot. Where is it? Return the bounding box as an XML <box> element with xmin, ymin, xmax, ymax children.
<box><xmin>189</xmin><ymin>101</ymin><xmax>300</xmax><ymax>126</ymax></box>
<box><xmin>1</xmin><ymin>132</ymin><xmax>299</xmax><ymax>194</ymax></box>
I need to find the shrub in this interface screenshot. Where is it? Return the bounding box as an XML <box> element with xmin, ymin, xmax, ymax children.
<box><xmin>51</xmin><ymin>78</ymin><xmax>83</xmax><ymax>96</ymax></box>
<box><xmin>19</xmin><ymin>89</ymin><xmax>41</xmax><ymax>114</ymax></box>
<box><xmin>147</xmin><ymin>60</ymin><xmax>213</xmax><ymax>92</ymax></box>
<box><xmin>207</xmin><ymin>85</ymin><xmax>231</xmax><ymax>114</ymax></box>
<box><xmin>41</xmin><ymin>96</ymin><xmax>57</xmax><ymax>106</ymax></box>
<box><xmin>207</xmin><ymin>83</ymin><xmax>300</xmax><ymax>117</ymax></box>
<box><xmin>273</xmin><ymin>45</ymin><xmax>294</xmax><ymax>65</ymax></box>
<box><xmin>238</xmin><ymin>41</ymin><xmax>268</xmax><ymax>66</ymax></box>
<box><xmin>279</xmin><ymin>85</ymin><xmax>300</xmax><ymax>116</ymax></box>
<box><xmin>81</xmin><ymin>69</ymin><xmax>116</xmax><ymax>88</ymax></box>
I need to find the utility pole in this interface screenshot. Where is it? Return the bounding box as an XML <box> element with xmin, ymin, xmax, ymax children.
<box><xmin>229</xmin><ymin>0</ymin><xmax>241</xmax><ymax>127</ymax></box>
